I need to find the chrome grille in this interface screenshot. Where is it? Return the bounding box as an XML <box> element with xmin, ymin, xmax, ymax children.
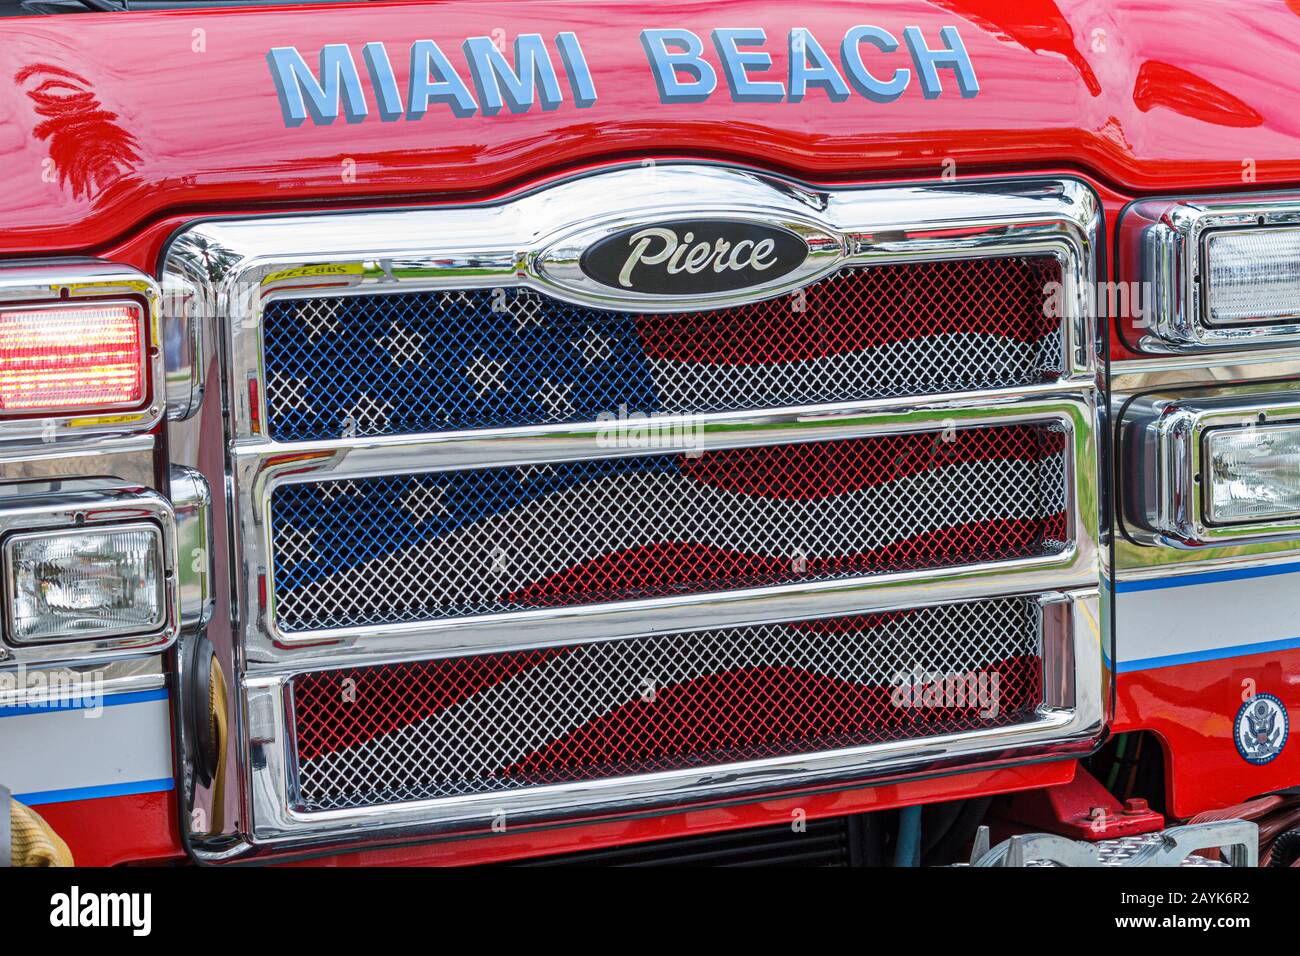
<box><xmin>261</xmin><ymin>257</ymin><xmax>1064</xmax><ymax>442</ymax></box>
<box><xmin>168</xmin><ymin>168</ymin><xmax>1103</xmax><ymax>845</ymax></box>
<box><xmin>290</xmin><ymin>597</ymin><xmax>1044</xmax><ymax>812</ymax></box>
<box><xmin>269</xmin><ymin>424</ymin><xmax>1068</xmax><ymax>632</ymax></box>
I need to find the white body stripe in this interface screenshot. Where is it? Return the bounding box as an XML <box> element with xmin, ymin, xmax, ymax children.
<box><xmin>1116</xmin><ymin>564</ymin><xmax>1300</xmax><ymax>670</ymax></box>
<box><xmin>0</xmin><ymin>695</ymin><xmax>172</xmax><ymax>803</ymax></box>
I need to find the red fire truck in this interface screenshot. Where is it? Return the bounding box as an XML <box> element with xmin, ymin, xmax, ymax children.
<box><xmin>1</xmin><ymin>0</ymin><xmax>1297</xmax><ymax>870</ymax></box>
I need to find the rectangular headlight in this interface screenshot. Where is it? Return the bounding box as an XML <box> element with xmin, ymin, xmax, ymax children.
<box><xmin>4</xmin><ymin>523</ymin><xmax>165</xmax><ymax>644</ymax></box>
<box><xmin>1120</xmin><ymin>387</ymin><xmax>1300</xmax><ymax>547</ymax></box>
<box><xmin>0</xmin><ymin>302</ymin><xmax>146</xmax><ymax>413</ymax></box>
<box><xmin>1206</xmin><ymin>424</ymin><xmax>1300</xmax><ymax>523</ymax></box>
<box><xmin>1206</xmin><ymin>229</ymin><xmax>1300</xmax><ymax>326</ymax></box>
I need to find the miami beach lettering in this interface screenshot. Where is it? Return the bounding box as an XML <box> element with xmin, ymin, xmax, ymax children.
<box><xmin>267</xmin><ymin>26</ymin><xmax>978</xmax><ymax>126</ymax></box>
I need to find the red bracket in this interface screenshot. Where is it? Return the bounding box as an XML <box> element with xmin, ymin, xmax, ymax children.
<box><xmin>993</xmin><ymin>764</ymin><xmax>1165</xmax><ymax>841</ymax></box>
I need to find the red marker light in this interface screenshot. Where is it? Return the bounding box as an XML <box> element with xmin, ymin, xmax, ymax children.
<box><xmin>0</xmin><ymin>303</ymin><xmax>145</xmax><ymax>413</ymax></box>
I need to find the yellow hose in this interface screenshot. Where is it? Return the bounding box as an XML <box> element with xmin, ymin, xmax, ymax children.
<box><xmin>10</xmin><ymin>799</ymin><xmax>74</xmax><ymax>867</ymax></box>
<box><xmin>209</xmin><ymin>654</ymin><xmax>229</xmax><ymax>834</ymax></box>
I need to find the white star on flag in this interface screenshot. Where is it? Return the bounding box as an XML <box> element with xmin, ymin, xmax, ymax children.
<box><xmin>511</xmin><ymin>293</ymin><xmax>547</xmax><ymax>332</ymax></box>
<box><xmin>534</xmin><ymin>379</ymin><xmax>574</xmax><ymax>417</ymax></box>
<box><xmin>375</xmin><ymin>322</ymin><xmax>425</xmax><ymax>365</ymax></box>
<box><xmin>345</xmin><ymin>393</ymin><xmax>390</xmax><ymax>435</ymax></box>
<box><xmin>317</xmin><ymin>480</ymin><xmax>354</xmax><ymax>504</ymax></box>
<box><xmin>465</xmin><ymin>354</ymin><xmax>508</xmax><ymax>394</ymax></box>
<box><xmin>268</xmin><ymin>369</ymin><xmax>314</xmax><ymax>413</ymax></box>
<box><xmin>297</xmin><ymin>299</ymin><xmax>339</xmax><ymax>341</ymax></box>
<box><xmin>575</xmin><ymin>327</ymin><xmax>613</xmax><ymax>367</ymax></box>
<box><xmin>279</xmin><ymin>525</ymin><xmax>316</xmax><ymax>563</ymax></box>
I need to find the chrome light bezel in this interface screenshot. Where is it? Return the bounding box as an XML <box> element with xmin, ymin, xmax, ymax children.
<box><xmin>1201</xmin><ymin>420</ymin><xmax>1300</xmax><ymax>526</ymax></box>
<box><xmin>1121</xmin><ymin>384</ymin><xmax>1300</xmax><ymax>547</ymax></box>
<box><xmin>0</xmin><ymin>480</ymin><xmax>179</xmax><ymax>665</ymax></box>
<box><xmin>1127</xmin><ymin>195</ymin><xmax>1300</xmax><ymax>353</ymax></box>
<box><xmin>0</xmin><ymin>260</ymin><xmax>165</xmax><ymax>446</ymax></box>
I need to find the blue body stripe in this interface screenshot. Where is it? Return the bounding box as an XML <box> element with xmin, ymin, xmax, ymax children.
<box><xmin>1119</xmin><ymin>635</ymin><xmax>1300</xmax><ymax>673</ymax></box>
<box><xmin>0</xmin><ymin>687</ymin><xmax>168</xmax><ymax>718</ymax></box>
<box><xmin>14</xmin><ymin>777</ymin><xmax>174</xmax><ymax>806</ymax></box>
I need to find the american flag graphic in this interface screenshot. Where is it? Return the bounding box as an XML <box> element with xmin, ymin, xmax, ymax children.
<box><xmin>270</xmin><ymin>425</ymin><xmax>1068</xmax><ymax>632</ymax></box>
<box><xmin>290</xmin><ymin>599</ymin><xmax>1044</xmax><ymax>811</ymax></box>
<box><xmin>261</xmin><ymin>257</ymin><xmax>1063</xmax><ymax>442</ymax></box>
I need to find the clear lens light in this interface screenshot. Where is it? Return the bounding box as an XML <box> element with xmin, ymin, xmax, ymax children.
<box><xmin>1206</xmin><ymin>229</ymin><xmax>1300</xmax><ymax>325</ymax></box>
<box><xmin>0</xmin><ymin>303</ymin><xmax>144</xmax><ymax>413</ymax></box>
<box><xmin>6</xmin><ymin>526</ymin><xmax>164</xmax><ymax>643</ymax></box>
<box><xmin>1206</xmin><ymin>424</ymin><xmax>1300</xmax><ymax>523</ymax></box>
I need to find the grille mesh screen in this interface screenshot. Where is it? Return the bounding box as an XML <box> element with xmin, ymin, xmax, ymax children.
<box><xmin>269</xmin><ymin>424</ymin><xmax>1068</xmax><ymax>632</ymax></box>
<box><xmin>290</xmin><ymin>598</ymin><xmax>1044</xmax><ymax>812</ymax></box>
<box><xmin>261</xmin><ymin>257</ymin><xmax>1063</xmax><ymax>441</ymax></box>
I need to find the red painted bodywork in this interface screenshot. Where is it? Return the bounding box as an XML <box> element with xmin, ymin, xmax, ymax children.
<box><xmin>34</xmin><ymin>791</ymin><xmax>185</xmax><ymax>867</ymax></box>
<box><xmin>2</xmin><ymin>0</ymin><xmax>1300</xmax><ymax>260</ymax></box>
<box><xmin>1115</xmin><ymin>649</ymin><xmax>1300</xmax><ymax>820</ymax></box>
<box><xmin>3</xmin><ymin>0</ymin><xmax>1299</xmax><ymax>864</ymax></box>
<box><xmin>991</xmin><ymin>764</ymin><xmax>1164</xmax><ymax>840</ymax></box>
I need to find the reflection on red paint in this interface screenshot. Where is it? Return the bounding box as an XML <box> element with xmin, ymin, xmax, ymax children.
<box><xmin>16</xmin><ymin>63</ymin><xmax>141</xmax><ymax>201</ymax></box>
<box><xmin>1133</xmin><ymin>60</ymin><xmax>1262</xmax><ymax>128</ymax></box>
<box><xmin>931</xmin><ymin>0</ymin><xmax>1101</xmax><ymax>96</ymax></box>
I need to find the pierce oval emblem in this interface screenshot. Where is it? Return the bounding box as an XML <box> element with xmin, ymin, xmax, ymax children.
<box><xmin>579</xmin><ymin>219</ymin><xmax>809</xmax><ymax>295</ymax></box>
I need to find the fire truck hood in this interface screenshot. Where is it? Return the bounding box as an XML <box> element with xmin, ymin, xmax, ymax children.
<box><xmin>1</xmin><ymin>0</ymin><xmax>1299</xmax><ymax>255</ymax></box>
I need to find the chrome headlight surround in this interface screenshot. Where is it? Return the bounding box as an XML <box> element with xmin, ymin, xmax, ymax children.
<box><xmin>0</xmin><ymin>480</ymin><xmax>180</xmax><ymax>665</ymax></box>
<box><xmin>1126</xmin><ymin>194</ymin><xmax>1300</xmax><ymax>353</ymax></box>
<box><xmin>1121</xmin><ymin>384</ymin><xmax>1300</xmax><ymax>548</ymax></box>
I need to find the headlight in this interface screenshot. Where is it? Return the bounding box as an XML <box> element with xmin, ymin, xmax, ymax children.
<box><xmin>1120</xmin><ymin>387</ymin><xmax>1300</xmax><ymax>547</ymax></box>
<box><xmin>1205</xmin><ymin>229</ymin><xmax>1300</xmax><ymax>327</ymax></box>
<box><xmin>4</xmin><ymin>523</ymin><xmax>165</xmax><ymax>644</ymax></box>
<box><xmin>1206</xmin><ymin>424</ymin><xmax>1300</xmax><ymax>523</ymax></box>
<box><xmin>1123</xmin><ymin>195</ymin><xmax>1300</xmax><ymax>352</ymax></box>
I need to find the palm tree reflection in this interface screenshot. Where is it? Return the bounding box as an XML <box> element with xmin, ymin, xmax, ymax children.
<box><xmin>17</xmin><ymin>62</ymin><xmax>141</xmax><ymax>200</ymax></box>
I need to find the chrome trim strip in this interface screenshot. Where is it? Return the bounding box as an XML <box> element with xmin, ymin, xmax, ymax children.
<box><xmin>235</xmin><ymin>381</ymin><xmax>1085</xmax><ymax>476</ymax></box>
<box><xmin>1125</xmin><ymin>194</ymin><xmax>1300</xmax><ymax>353</ymax></box>
<box><xmin>0</xmin><ymin>480</ymin><xmax>180</xmax><ymax>666</ymax></box>
<box><xmin>0</xmin><ymin>434</ymin><xmax>158</xmax><ymax>488</ymax></box>
<box><xmin>0</xmin><ymin>656</ymin><xmax>164</xmax><ymax>706</ymax></box>
<box><xmin>244</xmin><ymin>588</ymin><xmax>1103</xmax><ymax>845</ymax></box>
<box><xmin>161</xmin><ymin>264</ymin><xmax>206</xmax><ymax>422</ymax></box>
<box><xmin>0</xmin><ymin>260</ymin><xmax>165</xmax><ymax>447</ymax></box>
<box><xmin>171</xmin><ymin>465</ymin><xmax>214</xmax><ymax>632</ymax></box>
